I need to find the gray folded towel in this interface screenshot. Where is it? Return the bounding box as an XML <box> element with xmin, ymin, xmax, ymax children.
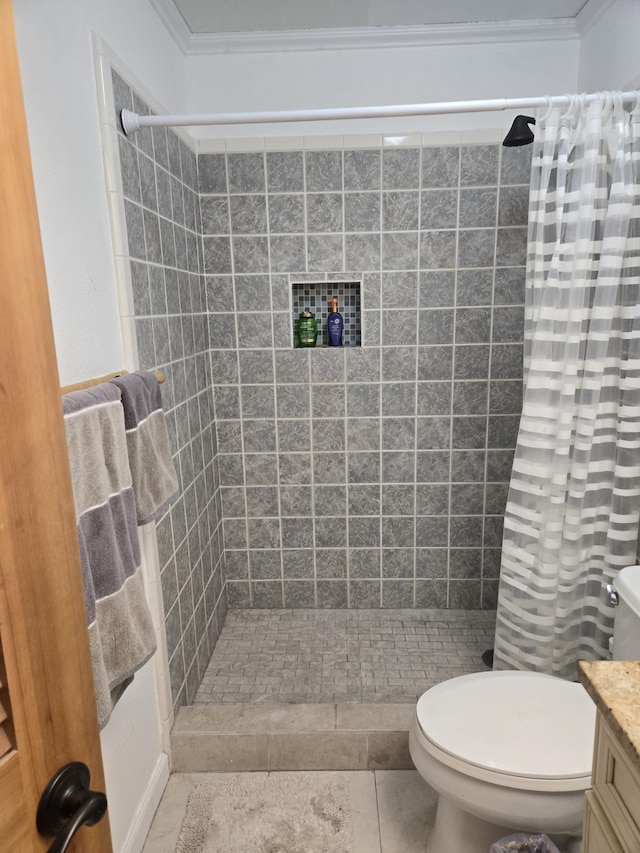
<box><xmin>63</xmin><ymin>383</ymin><xmax>157</xmax><ymax>729</ymax></box>
<box><xmin>110</xmin><ymin>371</ymin><xmax>179</xmax><ymax>525</ymax></box>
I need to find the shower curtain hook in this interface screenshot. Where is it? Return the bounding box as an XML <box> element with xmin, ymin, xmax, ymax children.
<box><xmin>601</xmin><ymin>91</ymin><xmax>614</xmax><ymax>123</ymax></box>
<box><xmin>559</xmin><ymin>93</ymin><xmax>576</xmax><ymax>121</ymax></box>
<box><xmin>557</xmin><ymin>93</ymin><xmax>577</xmax><ymax>136</ymax></box>
<box><xmin>580</xmin><ymin>91</ymin><xmax>593</xmax><ymax>125</ymax></box>
<box><xmin>540</xmin><ymin>95</ymin><xmax>554</xmax><ymax>123</ymax></box>
<box><xmin>611</xmin><ymin>90</ymin><xmax>623</xmax><ymax>118</ymax></box>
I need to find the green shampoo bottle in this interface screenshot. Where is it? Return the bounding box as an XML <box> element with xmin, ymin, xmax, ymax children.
<box><xmin>297</xmin><ymin>310</ymin><xmax>317</xmax><ymax>347</ymax></box>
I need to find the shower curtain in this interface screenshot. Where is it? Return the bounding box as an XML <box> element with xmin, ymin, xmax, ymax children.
<box><xmin>494</xmin><ymin>92</ymin><xmax>640</xmax><ymax>678</ymax></box>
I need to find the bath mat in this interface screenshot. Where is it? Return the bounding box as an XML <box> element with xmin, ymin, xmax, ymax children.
<box><xmin>176</xmin><ymin>772</ymin><xmax>353</xmax><ymax>853</ymax></box>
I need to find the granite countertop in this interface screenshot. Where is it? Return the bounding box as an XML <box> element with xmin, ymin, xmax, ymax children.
<box><xmin>578</xmin><ymin>659</ymin><xmax>640</xmax><ymax>772</ymax></box>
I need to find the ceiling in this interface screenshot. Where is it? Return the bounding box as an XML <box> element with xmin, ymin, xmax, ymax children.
<box><xmin>150</xmin><ymin>0</ymin><xmax>613</xmax><ymax>54</ymax></box>
<box><xmin>171</xmin><ymin>0</ymin><xmax>595</xmax><ymax>35</ymax></box>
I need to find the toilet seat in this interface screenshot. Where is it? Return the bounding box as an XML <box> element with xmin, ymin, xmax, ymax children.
<box><xmin>415</xmin><ymin>671</ymin><xmax>596</xmax><ymax>791</ymax></box>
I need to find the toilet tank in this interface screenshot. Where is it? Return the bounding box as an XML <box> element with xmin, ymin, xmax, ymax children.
<box><xmin>611</xmin><ymin>565</ymin><xmax>640</xmax><ymax>660</ymax></box>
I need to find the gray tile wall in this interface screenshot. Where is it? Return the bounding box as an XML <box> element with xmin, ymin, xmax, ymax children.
<box><xmin>112</xmin><ymin>70</ymin><xmax>227</xmax><ymax>710</ymax></box>
<box><xmin>203</xmin><ymin>141</ymin><xmax>531</xmax><ymax>611</ymax></box>
<box><xmin>113</xmin><ymin>64</ymin><xmax>531</xmax><ymax>704</ymax></box>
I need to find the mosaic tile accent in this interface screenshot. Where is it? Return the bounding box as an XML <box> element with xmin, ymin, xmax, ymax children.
<box><xmin>292</xmin><ymin>281</ymin><xmax>361</xmax><ymax>347</ymax></box>
<box><xmin>195</xmin><ymin>607</ymin><xmax>496</xmax><ymax>704</ymax></box>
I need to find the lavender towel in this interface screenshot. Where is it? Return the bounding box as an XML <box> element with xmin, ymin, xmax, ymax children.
<box><xmin>110</xmin><ymin>372</ymin><xmax>179</xmax><ymax>525</ymax></box>
<box><xmin>63</xmin><ymin>383</ymin><xmax>157</xmax><ymax>729</ymax></box>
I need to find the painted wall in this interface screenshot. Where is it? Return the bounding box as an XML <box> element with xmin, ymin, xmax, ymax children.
<box><xmin>186</xmin><ymin>35</ymin><xmax>580</xmax><ymax>142</ymax></box>
<box><xmin>12</xmin><ymin>1</ymin><xmax>187</xmax><ymax>851</ymax></box>
<box><xmin>578</xmin><ymin>0</ymin><xmax>640</xmax><ymax>91</ymax></box>
<box><xmin>13</xmin><ymin>0</ymin><xmax>186</xmax><ymax>384</ymax></box>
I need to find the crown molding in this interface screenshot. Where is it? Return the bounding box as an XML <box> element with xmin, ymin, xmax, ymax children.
<box><xmin>149</xmin><ymin>0</ymin><xmax>194</xmax><ymax>53</ymax></box>
<box><xmin>186</xmin><ymin>20</ymin><xmax>579</xmax><ymax>55</ymax></box>
<box><xmin>149</xmin><ymin>1</ymin><xmax>579</xmax><ymax>56</ymax></box>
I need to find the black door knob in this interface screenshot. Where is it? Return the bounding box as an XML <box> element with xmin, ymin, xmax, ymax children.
<box><xmin>36</xmin><ymin>761</ymin><xmax>108</xmax><ymax>853</ymax></box>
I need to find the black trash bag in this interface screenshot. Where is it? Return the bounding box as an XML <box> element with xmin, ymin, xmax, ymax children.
<box><xmin>490</xmin><ymin>833</ymin><xmax>561</xmax><ymax>853</ymax></box>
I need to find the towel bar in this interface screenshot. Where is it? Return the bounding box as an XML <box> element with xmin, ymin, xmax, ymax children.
<box><xmin>60</xmin><ymin>370</ymin><xmax>164</xmax><ymax>396</ymax></box>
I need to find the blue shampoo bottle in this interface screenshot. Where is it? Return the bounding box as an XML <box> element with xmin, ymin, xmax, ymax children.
<box><xmin>327</xmin><ymin>297</ymin><xmax>343</xmax><ymax>346</ymax></box>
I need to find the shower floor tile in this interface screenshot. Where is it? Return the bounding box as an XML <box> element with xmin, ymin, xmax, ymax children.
<box><xmin>195</xmin><ymin>608</ymin><xmax>495</xmax><ymax>704</ymax></box>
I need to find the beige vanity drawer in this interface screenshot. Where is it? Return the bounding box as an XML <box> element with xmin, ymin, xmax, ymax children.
<box><xmin>583</xmin><ymin>790</ymin><xmax>625</xmax><ymax>853</ymax></box>
<box><xmin>592</xmin><ymin>715</ymin><xmax>640</xmax><ymax>850</ymax></box>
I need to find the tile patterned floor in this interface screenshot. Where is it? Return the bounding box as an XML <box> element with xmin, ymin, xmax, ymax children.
<box><xmin>142</xmin><ymin>769</ymin><xmax>437</xmax><ymax>853</ymax></box>
<box><xmin>195</xmin><ymin>608</ymin><xmax>496</xmax><ymax>704</ymax></box>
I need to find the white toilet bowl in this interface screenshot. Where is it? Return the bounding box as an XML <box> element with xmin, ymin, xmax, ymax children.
<box><xmin>409</xmin><ymin>671</ymin><xmax>596</xmax><ymax>853</ymax></box>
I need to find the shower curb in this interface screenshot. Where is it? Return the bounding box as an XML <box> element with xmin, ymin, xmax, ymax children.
<box><xmin>170</xmin><ymin>703</ymin><xmax>415</xmax><ymax>773</ymax></box>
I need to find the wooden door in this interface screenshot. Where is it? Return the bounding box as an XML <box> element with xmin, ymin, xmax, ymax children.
<box><xmin>0</xmin><ymin>1</ymin><xmax>112</xmax><ymax>850</ymax></box>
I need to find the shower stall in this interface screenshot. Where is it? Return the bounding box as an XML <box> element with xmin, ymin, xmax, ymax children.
<box><xmin>112</xmin><ymin>66</ymin><xmax>532</xmax><ymax>713</ymax></box>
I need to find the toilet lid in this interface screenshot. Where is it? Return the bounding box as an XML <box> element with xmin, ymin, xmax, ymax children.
<box><xmin>416</xmin><ymin>671</ymin><xmax>596</xmax><ymax>780</ymax></box>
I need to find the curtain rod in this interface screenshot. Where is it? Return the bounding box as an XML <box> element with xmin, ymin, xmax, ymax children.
<box><xmin>120</xmin><ymin>91</ymin><xmax>639</xmax><ymax>135</ymax></box>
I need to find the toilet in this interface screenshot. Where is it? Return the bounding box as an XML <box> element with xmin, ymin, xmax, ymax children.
<box><xmin>409</xmin><ymin>565</ymin><xmax>640</xmax><ymax>853</ymax></box>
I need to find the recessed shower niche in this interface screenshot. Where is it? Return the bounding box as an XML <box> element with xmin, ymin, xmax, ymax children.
<box><xmin>291</xmin><ymin>280</ymin><xmax>361</xmax><ymax>347</ymax></box>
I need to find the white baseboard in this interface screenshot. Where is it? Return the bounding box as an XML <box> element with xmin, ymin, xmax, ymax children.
<box><xmin>119</xmin><ymin>752</ymin><xmax>170</xmax><ymax>853</ymax></box>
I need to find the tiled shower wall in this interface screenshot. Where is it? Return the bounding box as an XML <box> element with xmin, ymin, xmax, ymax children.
<box><xmin>113</xmin><ymin>61</ymin><xmax>531</xmax><ymax>704</ymax></box>
<box><xmin>203</xmin><ymin>141</ymin><xmax>531</xmax><ymax>611</ymax></box>
<box><xmin>112</xmin><ymin>70</ymin><xmax>227</xmax><ymax>708</ymax></box>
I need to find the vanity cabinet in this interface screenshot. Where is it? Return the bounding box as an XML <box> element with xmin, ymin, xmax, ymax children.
<box><xmin>582</xmin><ymin>712</ymin><xmax>640</xmax><ymax>852</ymax></box>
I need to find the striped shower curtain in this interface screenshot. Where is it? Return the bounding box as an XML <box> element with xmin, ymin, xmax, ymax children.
<box><xmin>494</xmin><ymin>92</ymin><xmax>640</xmax><ymax>678</ymax></box>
